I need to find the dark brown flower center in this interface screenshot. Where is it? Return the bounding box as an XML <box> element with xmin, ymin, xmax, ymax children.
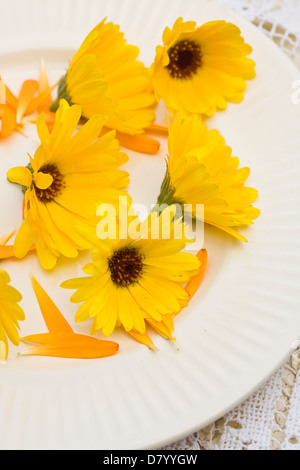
<box><xmin>108</xmin><ymin>247</ymin><xmax>144</xmax><ymax>287</ymax></box>
<box><xmin>34</xmin><ymin>164</ymin><xmax>65</xmax><ymax>203</ymax></box>
<box><xmin>167</xmin><ymin>39</ymin><xmax>202</xmax><ymax>79</ymax></box>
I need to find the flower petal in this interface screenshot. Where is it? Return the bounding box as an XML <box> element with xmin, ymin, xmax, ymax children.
<box><xmin>7</xmin><ymin>166</ymin><xmax>33</xmax><ymax>188</ymax></box>
<box><xmin>127</xmin><ymin>329</ymin><xmax>157</xmax><ymax>350</ymax></box>
<box><xmin>183</xmin><ymin>249</ymin><xmax>208</xmax><ymax>300</ymax></box>
<box><xmin>31</xmin><ymin>277</ymin><xmax>74</xmax><ymax>334</ymax></box>
<box><xmin>115</xmin><ymin>131</ymin><xmax>160</xmax><ymax>154</ymax></box>
<box><xmin>19</xmin><ymin>335</ymin><xmax>119</xmax><ymax>359</ymax></box>
<box><xmin>0</xmin><ymin>231</ymin><xmax>15</xmax><ymax>246</ymax></box>
<box><xmin>0</xmin><ymin>245</ymin><xmax>15</xmax><ymax>260</ymax></box>
<box><xmin>16</xmin><ymin>79</ymin><xmax>39</xmax><ymax>123</ymax></box>
<box><xmin>13</xmin><ymin>218</ymin><xmax>36</xmax><ymax>259</ymax></box>
<box><xmin>0</xmin><ymin>340</ymin><xmax>7</xmax><ymax>362</ymax></box>
<box><xmin>0</xmin><ymin>269</ymin><xmax>10</xmax><ymax>285</ymax></box>
<box><xmin>35</xmin><ymin>172</ymin><xmax>53</xmax><ymax>190</ymax></box>
<box><xmin>146</xmin><ymin>317</ymin><xmax>175</xmax><ymax>340</ymax></box>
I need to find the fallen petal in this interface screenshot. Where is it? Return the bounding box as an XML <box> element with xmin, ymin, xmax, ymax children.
<box><xmin>184</xmin><ymin>249</ymin><xmax>208</xmax><ymax>300</ymax></box>
<box><xmin>146</xmin><ymin>124</ymin><xmax>168</xmax><ymax>134</ymax></box>
<box><xmin>0</xmin><ymin>245</ymin><xmax>15</xmax><ymax>259</ymax></box>
<box><xmin>19</xmin><ymin>335</ymin><xmax>119</xmax><ymax>359</ymax></box>
<box><xmin>115</xmin><ymin>131</ymin><xmax>160</xmax><ymax>154</ymax></box>
<box><xmin>0</xmin><ymin>104</ymin><xmax>17</xmax><ymax>138</ymax></box>
<box><xmin>0</xmin><ymin>244</ymin><xmax>35</xmax><ymax>260</ymax></box>
<box><xmin>0</xmin><ymin>230</ymin><xmax>15</xmax><ymax>246</ymax></box>
<box><xmin>16</xmin><ymin>80</ymin><xmax>39</xmax><ymax>123</ymax></box>
<box><xmin>31</xmin><ymin>277</ymin><xmax>74</xmax><ymax>334</ymax></box>
<box><xmin>21</xmin><ymin>332</ymin><xmax>71</xmax><ymax>344</ymax></box>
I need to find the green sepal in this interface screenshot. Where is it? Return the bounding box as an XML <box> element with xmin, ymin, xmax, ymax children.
<box><xmin>49</xmin><ymin>73</ymin><xmax>72</xmax><ymax>112</ymax></box>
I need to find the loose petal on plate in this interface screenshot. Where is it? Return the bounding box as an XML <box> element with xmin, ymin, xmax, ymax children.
<box><xmin>19</xmin><ymin>336</ymin><xmax>119</xmax><ymax>359</ymax></box>
<box><xmin>0</xmin><ymin>243</ymin><xmax>35</xmax><ymax>260</ymax></box>
<box><xmin>0</xmin><ymin>245</ymin><xmax>15</xmax><ymax>259</ymax></box>
<box><xmin>16</xmin><ymin>79</ymin><xmax>39</xmax><ymax>124</ymax></box>
<box><xmin>0</xmin><ymin>230</ymin><xmax>15</xmax><ymax>246</ymax></box>
<box><xmin>115</xmin><ymin>131</ymin><xmax>160</xmax><ymax>154</ymax></box>
<box><xmin>0</xmin><ymin>104</ymin><xmax>17</xmax><ymax>138</ymax></box>
<box><xmin>184</xmin><ymin>248</ymin><xmax>208</xmax><ymax>301</ymax></box>
<box><xmin>22</xmin><ymin>332</ymin><xmax>72</xmax><ymax>344</ymax></box>
<box><xmin>31</xmin><ymin>276</ymin><xmax>74</xmax><ymax>334</ymax></box>
<box><xmin>21</xmin><ymin>277</ymin><xmax>119</xmax><ymax>359</ymax></box>
<box><xmin>146</xmin><ymin>124</ymin><xmax>168</xmax><ymax>134</ymax></box>
<box><xmin>172</xmin><ymin>248</ymin><xmax>208</xmax><ymax>320</ymax></box>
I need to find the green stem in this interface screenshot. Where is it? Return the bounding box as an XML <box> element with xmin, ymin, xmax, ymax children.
<box><xmin>153</xmin><ymin>165</ymin><xmax>185</xmax><ymax>217</ymax></box>
<box><xmin>49</xmin><ymin>98</ymin><xmax>60</xmax><ymax>112</ymax></box>
<box><xmin>49</xmin><ymin>73</ymin><xmax>72</xmax><ymax>112</ymax></box>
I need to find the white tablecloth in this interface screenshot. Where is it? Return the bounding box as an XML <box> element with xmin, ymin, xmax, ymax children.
<box><xmin>165</xmin><ymin>0</ymin><xmax>300</xmax><ymax>451</ymax></box>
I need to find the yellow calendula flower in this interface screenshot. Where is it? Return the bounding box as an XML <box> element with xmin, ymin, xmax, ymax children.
<box><xmin>150</xmin><ymin>18</ymin><xmax>256</xmax><ymax>117</ymax></box>
<box><xmin>156</xmin><ymin>114</ymin><xmax>260</xmax><ymax>241</ymax></box>
<box><xmin>127</xmin><ymin>248</ymin><xmax>208</xmax><ymax>350</ymax></box>
<box><xmin>7</xmin><ymin>99</ymin><xmax>130</xmax><ymax>270</ymax></box>
<box><xmin>51</xmin><ymin>18</ymin><xmax>156</xmax><ymax>138</ymax></box>
<box><xmin>61</xmin><ymin>205</ymin><xmax>200</xmax><ymax>337</ymax></box>
<box><xmin>0</xmin><ymin>269</ymin><xmax>25</xmax><ymax>361</ymax></box>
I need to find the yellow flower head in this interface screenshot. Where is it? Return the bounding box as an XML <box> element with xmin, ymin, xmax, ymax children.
<box><xmin>0</xmin><ymin>269</ymin><xmax>25</xmax><ymax>361</ymax></box>
<box><xmin>157</xmin><ymin>114</ymin><xmax>260</xmax><ymax>241</ymax></box>
<box><xmin>51</xmin><ymin>18</ymin><xmax>156</xmax><ymax>135</ymax></box>
<box><xmin>150</xmin><ymin>18</ymin><xmax>256</xmax><ymax>117</ymax></box>
<box><xmin>61</xmin><ymin>205</ymin><xmax>200</xmax><ymax>337</ymax></box>
<box><xmin>7</xmin><ymin>99</ymin><xmax>130</xmax><ymax>270</ymax></box>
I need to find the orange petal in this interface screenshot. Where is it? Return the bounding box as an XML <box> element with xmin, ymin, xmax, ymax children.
<box><xmin>0</xmin><ymin>245</ymin><xmax>15</xmax><ymax>259</ymax></box>
<box><xmin>184</xmin><ymin>249</ymin><xmax>208</xmax><ymax>300</ymax></box>
<box><xmin>0</xmin><ymin>244</ymin><xmax>35</xmax><ymax>260</ymax></box>
<box><xmin>162</xmin><ymin>314</ymin><xmax>175</xmax><ymax>335</ymax></box>
<box><xmin>26</xmin><ymin>85</ymin><xmax>56</xmax><ymax>115</ymax></box>
<box><xmin>127</xmin><ymin>329</ymin><xmax>157</xmax><ymax>350</ymax></box>
<box><xmin>0</xmin><ymin>245</ymin><xmax>16</xmax><ymax>259</ymax></box>
<box><xmin>25</xmin><ymin>110</ymin><xmax>56</xmax><ymax>131</ymax></box>
<box><xmin>21</xmin><ymin>332</ymin><xmax>71</xmax><ymax>344</ymax></box>
<box><xmin>115</xmin><ymin>131</ymin><xmax>160</xmax><ymax>154</ymax></box>
<box><xmin>44</xmin><ymin>112</ymin><xmax>56</xmax><ymax>132</ymax></box>
<box><xmin>146</xmin><ymin>124</ymin><xmax>168</xmax><ymax>134</ymax></box>
<box><xmin>0</xmin><ymin>230</ymin><xmax>15</xmax><ymax>246</ymax></box>
<box><xmin>171</xmin><ymin>249</ymin><xmax>208</xmax><ymax>320</ymax></box>
<box><xmin>19</xmin><ymin>335</ymin><xmax>119</xmax><ymax>359</ymax></box>
<box><xmin>0</xmin><ymin>80</ymin><xmax>6</xmax><ymax>104</ymax></box>
<box><xmin>16</xmin><ymin>80</ymin><xmax>38</xmax><ymax>123</ymax></box>
<box><xmin>31</xmin><ymin>276</ymin><xmax>74</xmax><ymax>334</ymax></box>
<box><xmin>4</xmin><ymin>84</ymin><xmax>18</xmax><ymax>110</ymax></box>
<box><xmin>0</xmin><ymin>104</ymin><xmax>17</xmax><ymax>138</ymax></box>
<box><xmin>37</xmin><ymin>59</ymin><xmax>53</xmax><ymax>112</ymax></box>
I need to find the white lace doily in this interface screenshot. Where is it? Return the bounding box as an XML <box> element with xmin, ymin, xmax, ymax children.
<box><xmin>165</xmin><ymin>0</ymin><xmax>300</xmax><ymax>451</ymax></box>
<box><xmin>221</xmin><ymin>0</ymin><xmax>300</xmax><ymax>67</ymax></box>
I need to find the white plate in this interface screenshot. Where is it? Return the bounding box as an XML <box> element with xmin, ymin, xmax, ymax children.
<box><xmin>0</xmin><ymin>0</ymin><xmax>300</xmax><ymax>450</ymax></box>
